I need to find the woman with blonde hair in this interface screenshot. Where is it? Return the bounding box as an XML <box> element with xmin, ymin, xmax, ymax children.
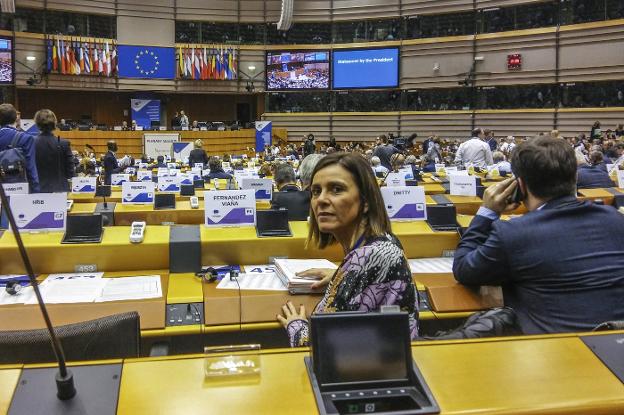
<box><xmin>188</xmin><ymin>139</ymin><xmax>209</xmax><ymax>167</ymax></box>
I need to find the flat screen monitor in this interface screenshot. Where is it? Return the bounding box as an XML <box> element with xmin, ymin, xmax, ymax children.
<box><xmin>311</xmin><ymin>312</ymin><xmax>411</xmax><ymax>389</ymax></box>
<box><xmin>266</xmin><ymin>50</ymin><xmax>330</xmax><ymax>90</ymax></box>
<box><xmin>332</xmin><ymin>47</ymin><xmax>399</xmax><ymax>89</ymax></box>
<box><xmin>0</xmin><ymin>37</ymin><xmax>14</xmax><ymax>84</ymax></box>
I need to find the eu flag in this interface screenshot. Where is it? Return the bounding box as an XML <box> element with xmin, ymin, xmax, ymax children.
<box><xmin>118</xmin><ymin>45</ymin><xmax>175</xmax><ymax>79</ymax></box>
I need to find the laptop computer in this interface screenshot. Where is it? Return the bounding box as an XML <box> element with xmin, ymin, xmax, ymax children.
<box><xmin>256</xmin><ymin>209</ymin><xmax>292</xmax><ymax>237</ymax></box>
<box><xmin>61</xmin><ymin>214</ymin><xmax>104</xmax><ymax>244</ymax></box>
<box><xmin>154</xmin><ymin>193</ymin><xmax>176</xmax><ymax>210</ymax></box>
<box><xmin>305</xmin><ymin>312</ymin><xmax>440</xmax><ymax>415</ymax></box>
<box><xmin>180</xmin><ymin>184</ymin><xmax>195</xmax><ymax>196</ymax></box>
<box><xmin>426</xmin><ymin>204</ymin><xmax>460</xmax><ymax>232</ymax></box>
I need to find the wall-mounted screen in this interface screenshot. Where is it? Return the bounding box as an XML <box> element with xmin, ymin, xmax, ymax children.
<box><xmin>0</xmin><ymin>37</ymin><xmax>13</xmax><ymax>84</ymax></box>
<box><xmin>266</xmin><ymin>50</ymin><xmax>330</xmax><ymax>90</ymax></box>
<box><xmin>332</xmin><ymin>47</ymin><xmax>399</xmax><ymax>89</ymax></box>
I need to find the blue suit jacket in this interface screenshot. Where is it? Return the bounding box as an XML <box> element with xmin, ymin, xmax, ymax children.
<box><xmin>577</xmin><ymin>164</ymin><xmax>615</xmax><ymax>189</ymax></box>
<box><xmin>454</xmin><ymin>196</ymin><xmax>624</xmax><ymax>334</ymax></box>
<box><xmin>0</xmin><ymin>126</ymin><xmax>39</xmax><ymax>192</ymax></box>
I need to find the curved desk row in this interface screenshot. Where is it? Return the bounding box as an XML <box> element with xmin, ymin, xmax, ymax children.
<box><xmin>1</xmin><ymin>332</ymin><xmax>623</xmax><ymax>414</ymax></box>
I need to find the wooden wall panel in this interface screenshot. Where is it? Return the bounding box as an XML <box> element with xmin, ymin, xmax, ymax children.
<box><xmin>474</xmin><ymin>109</ymin><xmax>555</xmax><ymax>138</ymax></box>
<box><xmin>262</xmin><ymin>113</ymin><xmax>331</xmax><ymax>142</ymax></box>
<box><xmin>117</xmin><ymin>0</ymin><xmax>174</xmax><ymax>20</ymax></box>
<box><xmin>264</xmin><ymin>0</ymin><xmax>283</xmax><ymax>23</ymax></box>
<box><xmin>46</xmin><ymin>0</ymin><xmax>116</xmax><ymax>15</ymax></box>
<box><xmin>400</xmin><ymin>111</ymin><xmax>473</xmax><ymax>139</ymax></box>
<box><xmin>332</xmin><ymin>112</ymin><xmax>400</xmax><ymax>142</ymax></box>
<box><xmin>476</xmin><ymin>0</ymin><xmax>552</xmax><ymax>9</ymax></box>
<box><xmin>401</xmin><ymin>0</ymin><xmax>473</xmax><ymax>16</ymax></box>
<box><xmin>475</xmin><ymin>29</ymin><xmax>557</xmax><ymax>86</ymax></box>
<box><xmin>402</xmin><ymin>38</ymin><xmax>474</xmax><ymax>89</ymax></box>
<box><xmin>332</xmin><ymin>0</ymin><xmax>400</xmax><ymax>21</ymax></box>
<box><xmin>176</xmin><ymin>0</ymin><xmax>238</xmax><ymax>22</ymax></box>
<box><xmin>557</xmin><ymin>108</ymin><xmax>624</xmax><ymax>138</ymax></box>
<box><xmin>559</xmin><ymin>22</ymin><xmax>624</xmax><ymax>83</ymax></box>
<box><xmin>240</xmin><ymin>0</ymin><xmax>266</xmax><ymax>23</ymax></box>
<box><xmin>14</xmin><ymin>0</ymin><xmax>44</xmax><ymax>8</ymax></box>
<box><xmin>294</xmin><ymin>1</ymin><xmax>331</xmax><ymax>22</ymax></box>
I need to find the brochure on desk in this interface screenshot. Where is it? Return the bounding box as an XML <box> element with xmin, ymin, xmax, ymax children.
<box><xmin>204</xmin><ymin>189</ymin><xmax>255</xmax><ymax>227</ymax></box>
<box><xmin>122</xmin><ymin>182</ymin><xmax>155</xmax><ymax>204</ymax></box>
<box><xmin>381</xmin><ymin>186</ymin><xmax>426</xmax><ymax>221</ymax></box>
<box><xmin>71</xmin><ymin>177</ymin><xmax>96</xmax><ymax>194</ymax></box>
<box><xmin>9</xmin><ymin>192</ymin><xmax>67</xmax><ymax>232</ymax></box>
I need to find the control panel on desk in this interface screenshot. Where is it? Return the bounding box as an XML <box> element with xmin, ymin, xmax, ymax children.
<box><xmin>166</xmin><ymin>303</ymin><xmax>204</xmax><ymax>326</ymax></box>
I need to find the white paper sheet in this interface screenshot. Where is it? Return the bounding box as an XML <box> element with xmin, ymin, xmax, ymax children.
<box><xmin>408</xmin><ymin>257</ymin><xmax>454</xmax><ymax>274</ymax></box>
<box><xmin>216</xmin><ymin>265</ymin><xmax>287</xmax><ymax>291</ymax></box>
<box><xmin>95</xmin><ymin>275</ymin><xmax>162</xmax><ymax>302</ymax></box>
<box><xmin>27</xmin><ymin>273</ymin><xmax>106</xmax><ymax>304</ymax></box>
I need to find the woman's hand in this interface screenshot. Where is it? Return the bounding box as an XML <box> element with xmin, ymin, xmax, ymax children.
<box><xmin>277</xmin><ymin>301</ymin><xmax>306</xmax><ymax>328</ymax></box>
<box><xmin>296</xmin><ymin>268</ymin><xmax>334</xmax><ymax>289</ymax></box>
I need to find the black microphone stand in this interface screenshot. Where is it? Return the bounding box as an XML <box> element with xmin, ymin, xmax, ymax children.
<box><xmin>0</xmin><ymin>182</ymin><xmax>76</xmax><ymax>400</ymax></box>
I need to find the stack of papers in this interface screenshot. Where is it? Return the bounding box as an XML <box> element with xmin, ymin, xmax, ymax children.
<box><xmin>273</xmin><ymin>259</ymin><xmax>338</xmax><ymax>294</ymax></box>
<box><xmin>96</xmin><ymin>275</ymin><xmax>162</xmax><ymax>302</ymax></box>
<box><xmin>408</xmin><ymin>258</ymin><xmax>454</xmax><ymax>274</ymax></box>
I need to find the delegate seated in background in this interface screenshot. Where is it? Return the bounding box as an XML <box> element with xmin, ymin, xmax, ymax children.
<box><xmin>453</xmin><ymin>137</ymin><xmax>624</xmax><ymax>335</ymax></box>
<box><xmin>271</xmin><ymin>163</ymin><xmax>310</xmax><ymax>220</ymax></box>
<box><xmin>204</xmin><ymin>156</ymin><xmax>232</xmax><ymax>181</ymax></box>
<box><xmin>277</xmin><ymin>153</ymin><xmax>419</xmax><ymax>347</ymax></box>
<box><xmin>576</xmin><ymin>151</ymin><xmax>615</xmax><ymax>189</ymax></box>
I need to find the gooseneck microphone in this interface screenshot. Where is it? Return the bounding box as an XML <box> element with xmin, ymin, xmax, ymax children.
<box><xmin>0</xmin><ymin>182</ymin><xmax>76</xmax><ymax>400</ymax></box>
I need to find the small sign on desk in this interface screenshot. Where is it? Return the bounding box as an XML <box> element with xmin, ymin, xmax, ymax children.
<box><xmin>450</xmin><ymin>174</ymin><xmax>477</xmax><ymax>196</ymax></box>
<box><xmin>122</xmin><ymin>182</ymin><xmax>155</xmax><ymax>204</ymax></box>
<box><xmin>204</xmin><ymin>189</ymin><xmax>255</xmax><ymax>227</ymax></box>
<box><xmin>381</xmin><ymin>186</ymin><xmax>426</xmax><ymax>221</ymax></box>
<box><xmin>9</xmin><ymin>192</ymin><xmax>67</xmax><ymax>232</ymax></box>
<box><xmin>71</xmin><ymin>177</ymin><xmax>96</xmax><ymax>193</ymax></box>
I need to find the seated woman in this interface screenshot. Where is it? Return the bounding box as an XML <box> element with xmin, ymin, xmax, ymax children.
<box><xmin>277</xmin><ymin>153</ymin><xmax>419</xmax><ymax>347</ymax></box>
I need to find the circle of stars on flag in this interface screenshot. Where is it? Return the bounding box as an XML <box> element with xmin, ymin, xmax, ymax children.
<box><xmin>134</xmin><ymin>49</ymin><xmax>159</xmax><ymax>75</ymax></box>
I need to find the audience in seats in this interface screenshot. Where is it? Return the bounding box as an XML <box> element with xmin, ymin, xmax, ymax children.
<box><xmin>151</xmin><ymin>155</ymin><xmax>167</xmax><ymax>169</ymax></box>
<box><xmin>33</xmin><ymin>109</ymin><xmax>74</xmax><ymax>193</ymax></box>
<box><xmin>491</xmin><ymin>151</ymin><xmax>511</xmax><ymax>175</ymax></box>
<box><xmin>370</xmin><ymin>156</ymin><xmax>389</xmax><ymax>175</ymax></box>
<box><xmin>277</xmin><ymin>153</ymin><xmax>418</xmax><ymax>347</ymax></box>
<box><xmin>372</xmin><ymin>134</ymin><xmax>399</xmax><ymax>170</ymax></box>
<box><xmin>577</xmin><ymin>151</ymin><xmax>615</xmax><ymax>189</ymax></box>
<box><xmin>454</xmin><ymin>137</ymin><xmax>624</xmax><ymax>334</ymax></box>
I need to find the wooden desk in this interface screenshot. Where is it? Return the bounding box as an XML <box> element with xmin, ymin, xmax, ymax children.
<box><xmin>0</xmin><ymin>271</ymin><xmax>168</xmax><ymax>331</ymax></box>
<box><xmin>113</xmin><ymin>333</ymin><xmax>624</xmax><ymax>415</ymax></box>
<box><xmin>577</xmin><ymin>188</ymin><xmax>617</xmax><ymax>205</ymax></box>
<box><xmin>0</xmin><ymin>366</ymin><xmax>20</xmax><ymax>415</ymax></box>
<box><xmin>0</xmin><ymin>226</ymin><xmax>170</xmax><ymax>274</ymax></box>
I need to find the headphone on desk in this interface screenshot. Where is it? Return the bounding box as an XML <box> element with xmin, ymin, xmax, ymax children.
<box><xmin>5</xmin><ymin>280</ymin><xmax>26</xmax><ymax>295</ymax></box>
<box><xmin>195</xmin><ymin>267</ymin><xmax>240</xmax><ymax>283</ymax></box>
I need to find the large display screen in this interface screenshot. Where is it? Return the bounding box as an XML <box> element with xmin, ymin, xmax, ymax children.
<box><xmin>332</xmin><ymin>47</ymin><xmax>399</xmax><ymax>89</ymax></box>
<box><xmin>266</xmin><ymin>50</ymin><xmax>330</xmax><ymax>90</ymax></box>
<box><xmin>0</xmin><ymin>37</ymin><xmax>13</xmax><ymax>84</ymax></box>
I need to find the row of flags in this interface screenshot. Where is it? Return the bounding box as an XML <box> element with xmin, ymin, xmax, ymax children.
<box><xmin>177</xmin><ymin>46</ymin><xmax>238</xmax><ymax>81</ymax></box>
<box><xmin>46</xmin><ymin>36</ymin><xmax>117</xmax><ymax>76</ymax></box>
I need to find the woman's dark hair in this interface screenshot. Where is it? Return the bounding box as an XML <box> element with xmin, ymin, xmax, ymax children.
<box><xmin>511</xmin><ymin>136</ymin><xmax>576</xmax><ymax>200</ymax></box>
<box><xmin>307</xmin><ymin>152</ymin><xmax>392</xmax><ymax>249</ymax></box>
<box><xmin>34</xmin><ymin>109</ymin><xmax>57</xmax><ymax>134</ymax></box>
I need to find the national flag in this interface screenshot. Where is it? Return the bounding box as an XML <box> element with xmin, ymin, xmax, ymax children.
<box><xmin>98</xmin><ymin>44</ymin><xmax>104</xmax><ymax>74</ymax></box>
<box><xmin>60</xmin><ymin>39</ymin><xmax>66</xmax><ymax>74</ymax></box>
<box><xmin>202</xmin><ymin>47</ymin><xmax>208</xmax><ymax>80</ymax></box>
<box><xmin>111</xmin><ymin>42</ymin><xmax>117</xmax><ymax>74</ymax></box>
<box><xmin>83</xmin><ymin>43</ymin><xmax>91</xmax><ymax>74</ymax></box>
<box><xmin>229</xmin><ymin>48</ymin><xmax>236</xmax><ymax>80</ymax></box>
<box><xmin>178</xmin><ymin>46</ymin><xmax>184</xmax><ymax>78</ymax></box>
<box><xmin>185</xmin><ymin>48</ymin><xmax>192</xmax><ymax>78</ymax></box>
<box><xmin>194</xmin><ymin>48</ymin><xmax>201</xmax><ymax>80</ymax></box>
<box><xmin>210</xmin><ymin>52</ymin><xmax>216</xmax><ymax>80</ymax></box>
<box><xmin>46</xmin><ymin>38</ymin><xmax>52</xmax><ymax>73</ymax></box>
<box><xmin>75</xmin><ymin>41</ymin><xmax>81</xmax><ymax>75</ymax></box>
<box><xmin>65</xmin><ymin>41</ymin><xmax>72</xmax><ymax>74</ymax></box>
<box><xmin>190</xmin><ymin>46</ymin><xmax>195</xmax><ymax>79</ymax></box>
<box><xmin>198</xmin><ymin>48</ymin><xmax>204</xmax><ymax>80</ymax></box>
<box><xmin>79</xmin><ymin>43</ymin><xmax>85</xmax><ymax>73</ymax></box>
<box><xmin>54</xmin><ymin>37</ymin><xmax>60</xmax><ymax>72</ymax></box>
<box><xmin>105</xmin><ymin>42</ymin><xmax>111</xmax><ymax>76</ymax></box>
<box><xmin>93</xmin><ymin>44</ymin><xmax>100</xmax><ymax>74</ymax></box>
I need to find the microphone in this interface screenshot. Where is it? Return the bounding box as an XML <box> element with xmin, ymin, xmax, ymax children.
<box><xmin>0</xmin><ymin>182</ymin><xmax>76</xmax><ymax>400</ymax></box>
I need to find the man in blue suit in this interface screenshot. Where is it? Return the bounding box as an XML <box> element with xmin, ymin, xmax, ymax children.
<box><xmin>454</xmin><ymin>137</ymin><xmax>624</xmax><ymax>335</ymax></box>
